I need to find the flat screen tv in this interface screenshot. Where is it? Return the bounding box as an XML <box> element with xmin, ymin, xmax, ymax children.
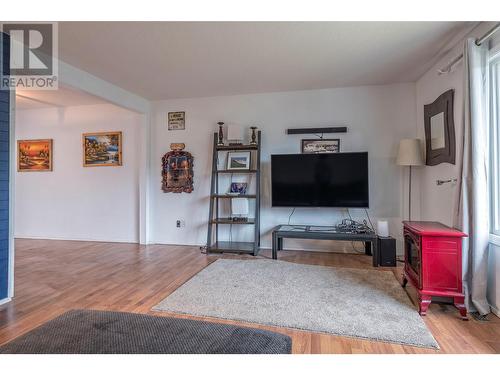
<box><xmin>271</xmin><ymin>152</ymin><xmax>369</xmax><ymax>208</ymax></box>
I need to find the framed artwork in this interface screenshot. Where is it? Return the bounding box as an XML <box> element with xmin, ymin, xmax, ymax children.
<box><xmin>301</xmin><ymin>139</ymin><xmax>340</xmax><ymax>154</ymax></box>
<box><xmin>230</xmin><ymin>182</ymin><xmax>248</xmax><ymax>195</ymax></box>
<box><xmin>168</xmin><ymin>111</ymin><xmax>186</xmax><ymax>130</ymax></box>
<box><xmin>83</xmin><ymin>131</ymin><xmax>122</xmax><ymax>167</ymax></box>
<box><xmin>17</xmin><ymin>139</ymin><xmax>53</xmax><ymax>172</ymax></box>
<box><xmin>227</xmin><ymin>151</ymin><xmax>251</xmax><ymax>170</ymax></box>
<box><xmin>162</xmin><ymin>144</ymin><xmax>194</xmax><ymax>193</ymax></box>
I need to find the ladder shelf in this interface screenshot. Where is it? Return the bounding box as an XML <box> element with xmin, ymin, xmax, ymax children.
<box><xmin>206</xmin><ymin>131</ymin><xmax>261</xmax><ymax>255</ymax></box>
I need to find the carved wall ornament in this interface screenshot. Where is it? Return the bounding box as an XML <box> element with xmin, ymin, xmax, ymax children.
<box><xmin>162</xmin><ymin>145</ymin><xmax>194</xmax><ymax>193</ymax></box>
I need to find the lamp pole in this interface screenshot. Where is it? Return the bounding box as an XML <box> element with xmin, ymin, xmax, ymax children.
<box><xmin>408</xmin><ymin>165</ymin><xmax>412</xmax><ymax>221</ymax></box>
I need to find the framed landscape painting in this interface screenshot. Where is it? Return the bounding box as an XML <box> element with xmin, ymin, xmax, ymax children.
<box><xmin>17</xmin><ymin>139</ymin><xmax>53</xmax><ymax>172</ymax></box>
<box><xmin>227</xmin><ymin>151</ymin><xmax>251</xmax><ymax>170</ymax></box>
<box><xmin>83</xmin><ymin>131</ymin><xmax>122</xmax><ymax>167</ymax></box>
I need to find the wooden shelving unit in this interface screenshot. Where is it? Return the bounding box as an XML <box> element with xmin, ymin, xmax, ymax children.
<box><xmin>206</xmin><ymin>131</ymin><xmax>261</xmax><ymax>255</ymax></box>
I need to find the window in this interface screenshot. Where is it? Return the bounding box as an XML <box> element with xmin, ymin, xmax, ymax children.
<box><xmin>491</xmin><ymin>54</ymin><xmax>500</xmax><ymax>238</ymax></box>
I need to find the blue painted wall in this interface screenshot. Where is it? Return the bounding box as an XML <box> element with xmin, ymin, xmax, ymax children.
<box><xmin>0</xmin><ymin>32</ymin><xmax>10</xmax><ymax>300</ymax></box>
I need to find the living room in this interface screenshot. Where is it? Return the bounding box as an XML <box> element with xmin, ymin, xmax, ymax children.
<box><xmin>1</xmin><ymin>1</ymin><xmax>500</xmax><ymax>372</ymax></box>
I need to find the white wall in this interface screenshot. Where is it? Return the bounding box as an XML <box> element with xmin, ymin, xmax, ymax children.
<box><xmin>150</xmin><ymin>84</ymin><xmax>417</xmax><ymax>252</ymax></box>
<box><xmin>415</xmin><ymin>22</ymin><xmax>500</xmax><ymax>315</ymax></box>
<box><xmin>414</xmin><ymin>55</ymin><xmax>464</xmax><ymax>226</ymax></box>
<box><xmin>15</xmin><ymin>103</ymin><xmax>142</xmax><ymax>243</ymax></box>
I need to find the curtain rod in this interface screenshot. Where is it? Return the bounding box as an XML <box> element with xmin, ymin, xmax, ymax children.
<box><xmin>437</xmin><ymin>22</ymin><xmax>500</xmax><ymax>75</ymax></box>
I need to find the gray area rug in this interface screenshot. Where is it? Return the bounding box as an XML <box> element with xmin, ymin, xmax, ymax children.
<box><xmin>0</xmin><ymin>309</ymin><xmax>291</xmax><ymax>354</ymax></box>
<box><xmin>154</xmin><ymin>259</ymin><xmax>439</xmax><ymax>349</ymax></box>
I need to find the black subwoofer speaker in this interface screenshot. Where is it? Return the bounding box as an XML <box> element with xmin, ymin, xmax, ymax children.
<box><xmin>378</xmin><ymin>237</ymin><xmax>396</xmax><ymax>267</ymax></box>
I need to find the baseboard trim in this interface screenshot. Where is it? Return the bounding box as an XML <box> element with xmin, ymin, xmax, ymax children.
<box><xmin>15</xmin><ymin>235</ymin><xmax>139</xmax><ymax>245</ymax></box>
<box><xmin>0</xmin><ymin>297</ymin><xmax>12</xmax><ymax>306</ymax></box>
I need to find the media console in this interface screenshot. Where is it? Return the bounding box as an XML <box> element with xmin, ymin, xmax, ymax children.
<box><xmin>271</xmin><ymin>224</ymin><xmax>379</xmax><ymax>266</ymax></box>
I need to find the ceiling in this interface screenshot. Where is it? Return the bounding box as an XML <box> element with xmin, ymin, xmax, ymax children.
<box><xmin>16</xmin><ymin>85</ymin><xmax>110</xmax><ymax>109</ymax></box>
<box><xmin>57</xmin><ymin>22</ymin><xmax>474</xmax><ymax>100</ymax></box>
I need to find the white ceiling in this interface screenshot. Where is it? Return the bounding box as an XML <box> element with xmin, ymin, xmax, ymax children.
<box><xmin>58</xmin><ymin>22</ymin><xmax>474</xmax><ymax>100</ymax></box>
<box><xmin>16</xmin><ymin>85</ymin><xmax>110</xmax><ymax>109</ymax></box>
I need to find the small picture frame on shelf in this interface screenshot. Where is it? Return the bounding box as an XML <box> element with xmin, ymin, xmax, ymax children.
<box><xmin>301</xmin><ymin>139</ymin><xmax>340</xmax><ymax>154</ymax></box>
<box><xmin>227</xmin><ymin>151</ymin><xmax>251</xmax><ymax>170</ymax></box>
<box><xmin>230</xmin><ymin>182</ymin><xmax>248</xmax><ymax>195</ymax></box>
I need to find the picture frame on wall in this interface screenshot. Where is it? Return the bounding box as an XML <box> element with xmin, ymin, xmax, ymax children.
<box><xmin>168</xmin><ymin>111</ymin><xmax>186</xmax><ymax>130</ymax></box>
<box><xmin>301</xmin><ymin>139</ymin><xmax>340</xmax><ymax>154</ymax></box>
<box><xmin>162</xmin><ymin>147</ymin><xmax>194</xmax><ymax>193</ymax></box>
<box><xmin>17</xmin><ymin>139</ymin><xmax>53</xmax><ymax>172</ymax></box>
<box><xmin>83</xmin><ymin>131</ymin><xmax>123</xmax><ymax>167</ymax></box>
<box><xmin>227</xmin><ymin>151</ymin><xmax>251</xmax><ymax>170</ymax></box>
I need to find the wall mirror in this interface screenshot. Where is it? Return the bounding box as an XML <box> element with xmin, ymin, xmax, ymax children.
<box><xmin>430</xmin><ymin>112</ymin><xmax>445</xmax><ymax>150</ymax></box>
<box><xmin>424</xmin><ymin>89</ymin><xmax>455</xmax><ymax>165</ymax></box>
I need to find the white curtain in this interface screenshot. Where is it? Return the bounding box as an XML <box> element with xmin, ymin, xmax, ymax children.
<box><xmin>454</xmin><ymin>38</ymin><xmax>490</xmax><ymax>315</ymax></box>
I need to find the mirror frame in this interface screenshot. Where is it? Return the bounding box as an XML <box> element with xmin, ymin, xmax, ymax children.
<box><xmin>424</xmin><ymin>89</ymin><xmax>456</xmax><ymax>166</ymax></box>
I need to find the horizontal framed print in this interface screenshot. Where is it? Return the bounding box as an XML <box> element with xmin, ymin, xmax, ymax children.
<box><xmin>227</xmin><ymin>151</ymin><xmax>251</xmax><ymax>170</ymax></box>
<box><xmin>168</xmin><ymin>111</ymin><xmax>185</xmax><ymax>130</ymax></box>
<box><xmin>83</xmin><ymin>131</ymin><xmax>122</xmax><ymax>167</ymax></box>
<box><xmin>17</xmin><ymin>139</ymin><xmax>53</xmax><ymax>172</ymax></box>
<box><xmin>301</xmin><ymin>139</ymin><xmax>340</xmax><ymax>154</ymax></box>
<box><xmin>230</xmin><ymin>182</ymin><xmax>248</xmax><ymax>195</ymax></box>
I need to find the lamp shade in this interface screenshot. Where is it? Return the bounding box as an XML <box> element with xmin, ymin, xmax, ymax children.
<box><xmin>396</xmin><ymin>139</ymin><xmax>424</xmax><ymax>166</ymax></box>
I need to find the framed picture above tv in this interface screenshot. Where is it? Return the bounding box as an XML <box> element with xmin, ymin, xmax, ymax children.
<box><xmin>301</xmin><ymin>139</ymin><xmax>340</xmax><ymax>154</ymax></box>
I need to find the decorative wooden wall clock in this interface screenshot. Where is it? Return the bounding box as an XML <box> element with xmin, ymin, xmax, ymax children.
<box><xmin>162</xmin><ymin>143</ymin><xmax>194</xmax><ymax>193</ymax></box>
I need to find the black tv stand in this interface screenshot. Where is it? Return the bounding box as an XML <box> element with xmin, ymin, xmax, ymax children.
<box><xmin>271</xmin><ymin>224</ymin><xmax>379</xmax><ymax>267</ymax></box>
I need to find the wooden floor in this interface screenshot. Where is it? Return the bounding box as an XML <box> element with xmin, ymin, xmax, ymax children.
<box><xmin>0</xmin><ymin>239</ymin><xmax>499</xmax><ymax>354</ymax></box>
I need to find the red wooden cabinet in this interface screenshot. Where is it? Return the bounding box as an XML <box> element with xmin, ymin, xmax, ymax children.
<box><xmin>402</xmin><ymin>221</ymin><xmax>468</xmax><ymax>320</ymax></box>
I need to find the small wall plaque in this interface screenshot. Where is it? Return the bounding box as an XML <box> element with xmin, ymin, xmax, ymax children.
<box><xmin>168</xmin><ymin>112</ymin><xmax>185</xmax><ymax>130</ymax></box>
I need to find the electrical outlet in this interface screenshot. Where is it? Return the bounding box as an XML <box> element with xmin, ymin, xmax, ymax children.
<box><xmin>176</xmin><ymin>220</ymin><xmax>185</xmax><ymax>228</ymax></box>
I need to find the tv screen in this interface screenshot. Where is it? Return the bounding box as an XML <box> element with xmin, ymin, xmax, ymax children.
<box><xmin>271</xmin><ymin>152</ymin><xmax>369</xmax><ymax>208</ymax></box>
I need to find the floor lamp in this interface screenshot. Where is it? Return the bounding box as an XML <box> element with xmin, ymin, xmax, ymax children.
<box><xmin>397</xmin><ymin>139</ymin><xmax>424</xmax><ymax>221</ymax></box>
